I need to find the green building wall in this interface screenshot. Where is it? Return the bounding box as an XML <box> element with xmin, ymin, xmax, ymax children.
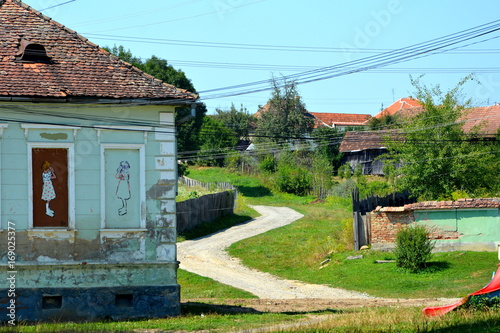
<box><xmin>0</xmin><ymin>103</ymin><xmax>182</xmax><ymax>321</ymax></box>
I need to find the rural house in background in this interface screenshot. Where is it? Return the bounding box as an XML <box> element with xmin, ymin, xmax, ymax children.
<box><xmin>309</xmin><ymin>112</ymin><xmax>371</xmax><ymax>131</ymax></box>
<box><xmin>339</xmin><ymin>99</ymin><xmax>500</xmax><ymax>175</ymax></box>
<box><xmin>0</xmin><ymin>0</ymin><xmax>198</xmax><ymax>321</ymax></box>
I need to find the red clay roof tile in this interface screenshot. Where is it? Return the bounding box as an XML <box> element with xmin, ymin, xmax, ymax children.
<box><xmin>0</xmin><ymin>0</ymin><xmax>197</xmax><ymax>102</ymax></box>
<box><xmin>309</xmin><ymin>112</ymin><xmax>371</xmax><ymax>128</ymax></box>
<box><xmin>373</xmin><ymin>97</ymin><xmax>421</xmax><ymax>119</ymax></box>
<box><xmin>375</xmin><ymin>198</ymin><xmax>500</xmax><ymax>212</ymax></box>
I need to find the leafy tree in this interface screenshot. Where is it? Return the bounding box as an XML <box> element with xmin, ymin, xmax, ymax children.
<box><xmin>105</xmin><ymin>45</ymin><xmax>207</xmax><ymax>155</ymax></box>
<box><xmin>388</xmin><ymin>76</ymin><xmax>500</xmax><ymax>200</ymax></box>
<box><xmin>196</xmin><ymin>117</ymin><xmax>238</xmax><ymax>167</ymax></box>
<box><xmin>214</xmin><ymin>103</ymin><xmax>254</xmax><ymax>140</ymax></box>
<box><xmin>275</xmin><ymin>150</ymin><xmax>312</xmax><ymax>196</ymax></box>
<box><xmin>255</xmin><ymin>77</ymin><xmax>314</xmax><ymax>143</ymax></box>
<box><xmin>311</xmin><ymin>127</ymin><xmax>344</xmax><ymax>171</ymax></box>
<box><xmin>368</xmin><ymin>114</ymin><xmax>400</xmax><ymax>130</ymax></box>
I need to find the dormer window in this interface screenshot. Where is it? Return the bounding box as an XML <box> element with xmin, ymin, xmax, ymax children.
<box><xmin>16</xmin><ymin>39</ymin><xmax>51</xmax><ymax>63</ymax></box>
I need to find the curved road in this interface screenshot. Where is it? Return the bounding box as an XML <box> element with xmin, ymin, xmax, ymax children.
<box><xmin>177</xmin><ymin>205</ymin><xmax>372</xmax><ymax>299</ymax></box>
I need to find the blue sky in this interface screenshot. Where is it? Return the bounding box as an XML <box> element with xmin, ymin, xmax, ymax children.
<box><xmin>22</xmin><ymin>0</ymin><xmax>500</xmax><ymax>116</ymax></box>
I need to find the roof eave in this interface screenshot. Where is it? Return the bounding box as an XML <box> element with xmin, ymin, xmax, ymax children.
<box><xmin>0</xmin><ymin>96</ymin><xmax>199</xmax><ymax>106</ymax></box>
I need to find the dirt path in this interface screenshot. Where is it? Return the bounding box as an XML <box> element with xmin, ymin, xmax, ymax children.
<box><xmin>178</xmin><ymin>205</ymin><xmax>373</xmax><ymax>300</ymax></box>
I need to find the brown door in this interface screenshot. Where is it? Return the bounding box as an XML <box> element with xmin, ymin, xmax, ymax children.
<box><xmin>32</xmin><ymin>148</ymin><xmax>69</xmax><ymax>227</ymax></box>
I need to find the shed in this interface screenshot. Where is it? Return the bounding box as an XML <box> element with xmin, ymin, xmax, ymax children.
<box><xmin>370</xmin><ymin>198</ymin><xmax>500</xmax><ymax>252</ymax></box>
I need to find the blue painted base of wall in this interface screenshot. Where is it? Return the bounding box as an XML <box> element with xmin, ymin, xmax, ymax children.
<box><xmin>1</xmin><ymin>285</ymin><xmax>180</xmax><ymax>322</ymax></box>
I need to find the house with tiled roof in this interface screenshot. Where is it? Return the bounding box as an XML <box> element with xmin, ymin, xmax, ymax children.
<box><xmin>338</xmin><ymin>130</ymin><xmax>400</xmax><ymax>175</ymax></box>
<box><xmin>339</xmin><ymin>101</ymin><xmax>500</xmax><ymax>175</ymax></box>
<box><xmin>373</xmin><ymin>97</ymin><xmax>421</xmax><ymax>119</ymax></box>
<box><xmin>0</xmin><ymin>0</ymin><xmax>198</xmax><ymax>322</ymax></box>
<box><xmin>309</xmin><ymin>112</ymin><xmax>371</xmax><ymax>131</ymax></box>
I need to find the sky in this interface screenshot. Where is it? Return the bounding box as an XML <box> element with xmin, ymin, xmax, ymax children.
<box><xmin>21</xmin><ymin>0</ymin><xmax>500</xmax><ymax>116</ymax></box>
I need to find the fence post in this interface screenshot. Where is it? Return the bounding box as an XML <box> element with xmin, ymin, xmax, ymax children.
<box><xmin>352</xmin><ymin>188</ymin><xmax>360</xmax><ymax>251</ymax></box>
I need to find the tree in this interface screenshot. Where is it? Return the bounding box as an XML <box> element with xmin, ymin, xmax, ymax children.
<box><xmin>367</xmin><ymin>113</ymin><xmax>400</xmax><ymax>130</ymax></box>
<box><xmin>196</xmin><ymin>117</ymin><xmax>238</xmax><ymax>167</ymax></box>
<box><xmin>214</xmin><ymin>103</ymin><xmax>254</xmax><ymax>140</ymax></box>
<box><xmin>255</xmin><ymin>77</ymin><xmax>314</xmax><ymax>143</ymax></box>
<box><xmin>105</xmin><ymin>45</ymin><xmax>207</xmax><ymax>157</ymax></box>
<box><xmin>311</xmin><ymin>127</ymin><xmax>344</xmax><ymax>171</ymax></box>
<box><xmin>388</xmin><ymin>76</ymin><xmax>500</xmax><ymax>200</ymax></box>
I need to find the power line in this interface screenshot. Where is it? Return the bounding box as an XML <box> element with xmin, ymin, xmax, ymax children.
<box><xmin>84</xmin><ymin>33</ymin><xmax>500</xmax><ymax>55</ymax></box>
<box><xmin>38</xmin><ymin>0</ymin><xmax>77</xmax><ymax>12</ymax></box>
<box><xmin>197</xmin><ymin>21</ymin><xmax>500</xmax><ymax>99</ymax></box>
<box><xmin>85</xmin><ymin>0</ymin><xmax>267</xmax><ymax>33</ymax></box>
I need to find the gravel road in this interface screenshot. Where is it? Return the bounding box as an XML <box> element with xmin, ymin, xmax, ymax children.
<box><xmin>177</xmin><ymin>205</ymin><xmax>372</xmax><ymax>300</ymax></box>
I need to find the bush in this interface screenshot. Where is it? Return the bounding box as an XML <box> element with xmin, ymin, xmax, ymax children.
<box><xmin>259</xmin><ymin>155</ymin><xmax>276</xmax><ymax>173</ymax></box>
<box><xmin>331</xmin><ymin>179</ymin><xmax>357</xmax><ymax>198</ymax></box>
<box><xmin>275</xmin><ymin>166</ymin><xmax>312</xmax><ymax>196</ymax></box>
<box><xmin>394</xmin><ymin>225</ymin><xmax>434</xmax><ymax>273</ymax></box>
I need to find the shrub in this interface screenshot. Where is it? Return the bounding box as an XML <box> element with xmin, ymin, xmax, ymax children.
<box><xmin>331</xmin><ymin>179</ymin><xmax>357</xmax><ymax>198</ymax></box>
<box><xmin>394</xmin><ymin>225</ymin><xmax>434</xmax><ymax>273</ymax></box>
<box><xmin>338</xmin><ymin>164</ymin><xmax>352</xmax><ymax>179</ymax></box>
<box><xmin>275</xmin><ymin>166</ymin><xmax>312</xmax><ymax>196</ymax></box>
<box><xmin>259</xmin><ymin>155</ymin><xmax>276</xmax><ymax>174</ymax></box>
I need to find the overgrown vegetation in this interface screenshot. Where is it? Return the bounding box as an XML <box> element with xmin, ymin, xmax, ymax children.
<box><xmin>394</xmin><ymin>225</ymin><xmax>435</xmax><ymax>273</ymax></box>
<box><xmin>185</xmin><ymin>167</ymin><xmax>499</xmax><ymax>299</ymax></box>
<box><xmin>386</xmin><ymin>75</ymin><xmax>500</xmax><ymax>200</ymax></box>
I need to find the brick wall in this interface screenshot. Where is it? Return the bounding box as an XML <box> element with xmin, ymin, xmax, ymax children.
<box><xmin>370</xmin><ymin>210</ymin><xmax>414</xmax><ymax>244</ymax></box>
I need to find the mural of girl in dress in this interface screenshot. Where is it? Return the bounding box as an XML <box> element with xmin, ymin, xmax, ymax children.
<box><xmin>41</xmin><ymin>161</ymin><xmax>56</xmax><ymax>217</ymax></box>
<box><xmin>115</xmin><ymin>161</ymin><xmax>131</xmax><ymax>216</ymax></box>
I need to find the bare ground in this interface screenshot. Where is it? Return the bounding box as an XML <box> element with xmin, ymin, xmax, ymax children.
<box><xmin>182</xmin><ymin>297</ymin><xmax>457</xmax><ymax>314</ymax></box>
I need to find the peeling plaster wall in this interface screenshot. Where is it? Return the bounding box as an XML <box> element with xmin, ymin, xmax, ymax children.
<box><xmin>370</xmin><ymin>208</ymin><xmax>500</xmax><ymax>252</ymax></box>
<box><xmin>0</xmin><ymin>104</ymin><xmax>181</xmax><ymax>320</ymax></box>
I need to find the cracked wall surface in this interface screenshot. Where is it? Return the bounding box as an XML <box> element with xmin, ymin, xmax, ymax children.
<box><xmin>0</xmin><ymin>105</ymin><xmax>181</xmax><ymax>321</ymax></box>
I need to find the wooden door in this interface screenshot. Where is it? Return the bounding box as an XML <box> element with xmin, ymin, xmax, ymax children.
<box><xmin>32</xmin><ymin>148</ymin><xmax>69</xmax><ymax>227</ymax></box>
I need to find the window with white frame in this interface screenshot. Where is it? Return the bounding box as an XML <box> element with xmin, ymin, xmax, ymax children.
<box><xmin>100</xmin><ymin>144</ymin><xmax>145</xmax><ymax>229</ymax></box>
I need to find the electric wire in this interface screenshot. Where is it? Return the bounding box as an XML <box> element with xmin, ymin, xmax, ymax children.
<box><xmin>38</xmin><ymin>0</ymin><xmax>77</xmax><ymax>12</ymax></box>
<box><xmin>197</xmin><ymin>22</ymin><xmax>500</xmax><ymax>99</ymax></box>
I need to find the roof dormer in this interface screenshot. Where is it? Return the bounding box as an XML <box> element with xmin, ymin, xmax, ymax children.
<box><xmin>16</xmin><ymin>39</ymin><xmax>51</xmax><ymax>63</ymax></box>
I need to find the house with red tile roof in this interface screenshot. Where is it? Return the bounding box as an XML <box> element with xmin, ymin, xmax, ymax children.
<box><xmin>0</xmin><ymin>0</ymin><xmax>198</xmax><ymax>322</ymax></box>
<box><xmin>340</xmin><ymin>102</ymin><xmax>500</xmax><ymax>175</ymax></box>
<box><xmin>373</xmin><ymin>97</ymin><xmax>421</xmax><ymax>119</ymax></box>
<box><xmin>309</xmin><ymin>112</ymin><xmax>371</xmax><ymax>130</ymax></box>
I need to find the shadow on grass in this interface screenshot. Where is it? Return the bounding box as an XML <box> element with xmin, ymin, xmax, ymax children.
<box><xmin>178</xmin><ymin>214</ymin><xmax>254</xmax><ymax>241</ymax></box>
<box><xmin>422</xmin><ymin>261</ymin><xmax>451</xmax><ymax>273</ymax></box>
<box><xmin>236</xmin><ymin>185</ymin><xmax>272</xmax><ymax>198</ymax></box>
<box><xmin>182</xmin><ymin>302</ymin><xmax>344</xmax><ymax>316</ymax></box>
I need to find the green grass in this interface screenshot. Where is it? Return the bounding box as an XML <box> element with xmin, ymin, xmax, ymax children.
<box><xmin>7</xmin><ymin>306</ymin><xmax>500</xmax><ymax>332</ymax></box>
<box><xmin>179</xmin><ymin>269</ymin><xmax>257</xmax><ymax>300</ymax></box>
<box><xmin>188</xmin><ymin>167</ymin><xmax>500</xmax><ymax>299</ymax></box>
<box><xmin>2</xmin><ymin>310</ymin><xmax>307</xmax><ymax>332</ymax></box>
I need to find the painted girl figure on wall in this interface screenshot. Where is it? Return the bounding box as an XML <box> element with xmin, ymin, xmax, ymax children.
<box><xmin>115</xmin><ymin>161</ymin><xmax>131</xmax><ymax>216</ymax></box>
<box><xmin>41</xmin><ymin>161</ymin><xmax>56</xmax><ymax>217</ymax></box>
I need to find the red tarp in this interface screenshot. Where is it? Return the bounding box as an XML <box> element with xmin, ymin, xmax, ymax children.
<box><xmin>423</xmin><ymin>264</ymin><xmax>500</xmax><ymax>317</ymax></box>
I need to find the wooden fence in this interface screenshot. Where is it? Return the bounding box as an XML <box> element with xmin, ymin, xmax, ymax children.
<box><xmin>352</xmin><ymin>189</ymin><xmax>416</xmax><ymax>250</ymax></box>
<box><xmin>176</xmin><ymin>177</ymin><xmax>238</xmax><ymax>233</ymax></box>
<box><xmin>178</xmin><ymin>176</ymin><xmax>236</xmax><ymax>192</ymax></box>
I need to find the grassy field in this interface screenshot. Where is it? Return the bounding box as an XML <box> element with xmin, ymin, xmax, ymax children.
<box><xmin>188</xmin><ymin>167</ymin><xmax>500</xmax><ymax>299</ymax></box>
